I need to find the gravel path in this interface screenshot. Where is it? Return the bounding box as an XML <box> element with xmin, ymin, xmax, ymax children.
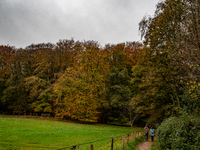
<box><xmin>136</xmin><ymin>141</ymin><xmax>153</xmax><ymax>150</ymax></box>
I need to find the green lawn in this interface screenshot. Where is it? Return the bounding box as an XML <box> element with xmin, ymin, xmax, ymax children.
<box><xmin>0</xmin><ymin>116</ymin><xmax>142</xmax><ymax>150</ymax></box>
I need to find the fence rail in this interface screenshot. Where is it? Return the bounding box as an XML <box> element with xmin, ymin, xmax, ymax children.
<box><xmin>58</xmin><ymin>131</ymin><xmax>143</xmax><ymax>150</ymax></box>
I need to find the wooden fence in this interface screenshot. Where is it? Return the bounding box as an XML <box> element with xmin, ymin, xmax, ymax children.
<box><xmin>68</xmin><ymin>131</ymin><xmax>143</xmax><ymax>150</ymax></box>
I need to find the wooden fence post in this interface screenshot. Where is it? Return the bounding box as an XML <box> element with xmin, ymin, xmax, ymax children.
<box><xmin>111</xmin><ymin>138</ymin><xmax>114</xmax><ymax>150</ymax></box>
<box><xmin>89</xmin><ymin>144</ymin><xmax>93</xmax><ymax>150</ymax></box>
<box><xmin>122</xmin><ymin>136</ymin><xmax>125</xmax><ymax>149</ymax></box>
<box><xmin>127</xmin><ymin>134</ymin><xmax>129</xmax><ymax>141</ymax></box>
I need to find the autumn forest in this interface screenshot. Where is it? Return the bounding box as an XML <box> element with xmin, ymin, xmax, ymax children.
<box><xmin>0</xmin><ymin>0</ymin><xmax>200</xmax><ymax>137</ymax></box>
<box><xmin>0</xmin><ymin>40</ymin><xmax>144</xmax><ymax>123</ymax></box>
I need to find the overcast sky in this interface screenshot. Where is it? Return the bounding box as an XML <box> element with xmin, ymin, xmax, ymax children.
<box><xmin>0</xmin><ymin>0</ymin><xmax>160</xmax><ymax>48</ymax></box>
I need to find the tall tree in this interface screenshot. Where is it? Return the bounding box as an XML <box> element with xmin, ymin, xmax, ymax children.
<box><xmin>109</xmin><ymin>67</ymin><xmax>141</xmax><ymax>129</ymax></box>
<box><xmin>0</xmin><ymin>46</ymin><xmax>16</xmax><ymax>112</ymax></box>
<box><xmin>135</xmin><ymin>0</ymin><xmax>200</xmax><ymax>123</ymax></box>
<box><xmin>53</xmin><ymin>41</ymin><xmax>110</xmax><ymax>122</ymax></box>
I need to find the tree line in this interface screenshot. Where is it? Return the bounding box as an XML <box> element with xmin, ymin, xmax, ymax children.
<box><xmin>0</xmin><ymin>40</ymin><xmax>143</xmax><ymax>124</ymax></box>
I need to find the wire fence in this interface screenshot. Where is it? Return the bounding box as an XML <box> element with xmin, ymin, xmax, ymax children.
<box><xmin>0</xmin><ymin>132</ymin><xmax>143</xmax><ymax>150</ymax></box>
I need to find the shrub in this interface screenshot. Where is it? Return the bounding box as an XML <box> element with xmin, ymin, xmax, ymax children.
<box><xmin>156</xmin><ymin>114</ymin><xmax>200</xmax><ymax>150</ymax></box>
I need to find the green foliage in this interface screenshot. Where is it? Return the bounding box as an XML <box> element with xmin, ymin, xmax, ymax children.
<box><xmin>0</xmin><ymin>79</ymin><xmax>7</xmax><ymax>113</ymax></box>
<box><xmin>109</xmin><ymin>67</ymin><xmax>140</xmax><ymax>127</ymax></box>
<box><xmin>110</xmin><ymin>67</ymin><xmax>131</xmax><ymax>108</ymax></box>
<box><xmin>131</xmin><ymin>57</ymin><xmax>175</xmax><ymax>125</ymax></box>
<box><xmin>157</xmin><ymin>114</ymin><xmax>200</xmax><ymax>150</ymax></box>
<box><xmin>180</xmin><ymin>88</ymin><xmax>200</xmax><ymax>117</ymax></box>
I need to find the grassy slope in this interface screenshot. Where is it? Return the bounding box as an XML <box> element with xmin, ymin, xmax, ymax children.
<box><xmin>0</xmin><ymin>116</ymin><xmax>142</xmax><ymax>150</ymax></box>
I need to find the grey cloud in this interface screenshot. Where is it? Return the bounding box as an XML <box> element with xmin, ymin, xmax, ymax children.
<box><xmin>0</xmin><ymin>0</ymin><xmax>159</xmax><ymax>48</ymax></box>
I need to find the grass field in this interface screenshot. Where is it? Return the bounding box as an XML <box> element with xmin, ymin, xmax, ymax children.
<box><xmin>0</xmin><ymin>115</ymin><xmax>142</xmax><ymax>150</ymax></box>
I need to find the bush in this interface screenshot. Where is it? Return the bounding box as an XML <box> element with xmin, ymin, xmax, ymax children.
<box><xmin>156</xmin><ymin>114</ymin><xmax>200</xmax><ymax>150</ymax></box>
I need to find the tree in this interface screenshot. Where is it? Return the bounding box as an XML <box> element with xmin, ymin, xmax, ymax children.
<box><xmin>135</xmin><ymin>0</ymin><xmax>200</xmax><ymax>124</ymax></box>
<box><xmin>2</xmin><ymin>50</ymin><xmax>30</xmax><ymax>114</ymax></box>
<box><xmin>53</xmin><ymin>68</ymin><xmax>100</xmax><ymax>122</ymax></box>
<box><xmin>109</xmin><ymin>67</ymin><xmax>141</xmax><ymax>130</ymax></box>
<box><xmin>53</xmin><ymin>41</ymin><xmax>110</xmax><ymax>122</ymax></box>
<box><xmin>0</xmin><ymin>46</ymin><xmax>16</xmax><ymax>113</ymax></box>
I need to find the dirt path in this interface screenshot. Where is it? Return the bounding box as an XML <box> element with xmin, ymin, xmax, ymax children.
<box><xmin>136</xmin><ymin>141</ymin><xmax>153</xmax><ymax>150</ymax></box>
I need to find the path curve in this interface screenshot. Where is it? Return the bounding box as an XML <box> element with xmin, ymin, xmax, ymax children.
<box><xmin>136</xmin><ymin>141</ymin><xmax>153</xmax><ymax>150</ymax></box>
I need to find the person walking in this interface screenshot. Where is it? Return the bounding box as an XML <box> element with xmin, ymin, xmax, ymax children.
<box><xmin>150</xmin><ymin>126</ymin><xmax>155</xmax><ymax>142</ymax></box>
<box><xmin>144</xmin><ymin>125</ymin><xmax>149</xmax><ymax>141</ymax></box>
